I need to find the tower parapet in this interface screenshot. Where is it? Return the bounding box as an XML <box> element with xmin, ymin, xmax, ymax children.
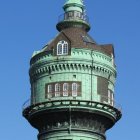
<box><xmin>56</xmin><ymin>0</ymin><xmax>90</xmax><ymax>31</ymax></box>
<box><xmin>23</xmin><ymin>1</ymin><xmax>122</xmax><ymax>140</ymax></box>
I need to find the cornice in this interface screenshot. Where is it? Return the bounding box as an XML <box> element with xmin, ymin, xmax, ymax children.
<box><xmin>29</xmin><ymin>62</ymin><xmax>116</xmax><ymax>84</ymax></box>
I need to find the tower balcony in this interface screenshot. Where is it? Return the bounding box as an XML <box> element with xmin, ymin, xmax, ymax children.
<box><xmin>56</xmin><ymin>11</ymin><xmax>90</xmax><ymax>31</ymax></box>
<box><xmin>58</xmin><ymin>11</ymin><xmax>90</xmax><ymax>23</ymax></box>
<box><xmin>22</xmin><ymin>95</ymin><xmax>122</xmax><ymax>123</ymax></box>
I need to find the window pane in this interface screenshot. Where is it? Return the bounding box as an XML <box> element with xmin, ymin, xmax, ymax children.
<box><xmin>55</xmin><ymin>83</ymin><xmax>60</xmax><ymax>97</ymax></box>
<box><xmin>63</xmin><ymin>91</ymin><xmax>68</xmax><ymax>96</ymax></box>
<box><xmin>111</xmin><ymin>92</ymin><xmax>114</xmax><ymax>106</ymax></box>
<box><xmin>55</xmin><ymin>84</ymin><xmax>60</xmax><ymax>91</ymax></box>
<box><xmin>63</xmin><ymin>43</ymin><xmax>68</xmax><ymax>54</ymax></box>
<box><xmin>72</xmin><ymin>83</ymin><xmax>78</xmax><ymax>97</ymax></box>
<box><xmin>55</xmin><ymin>92</ymin><xmax>60</xmax><ymax>97</ymax></box>
<box><xmin>48</xmin><ymin>85</ymin><xmax>52</xmax><ymax>93</ymax></box>
<box><xmin>57</xmin><ymin>40</ymin><xmax>68</xmax><ymax>55</ymax></box>
<box><xmin>63</xmin><ymin>83</ymin><xmax>69</xmax><ymax>96</ymax></box>
<box><xmin>108</xmin><ymin>90</ymin><xmax>114</xmax><ymax>106</ymax></box>
<box><xmin>68</xmin><ymin>12</ymin><xmax>73</xmax><ymax>17</ymax></box>
<box><xmin>72</xmin><ymin>83</ymin><xmax>77</xmax><ymax>91</ymax></box>
<box><xmin>57</xmin><ymin>44</ymin><xmax>62</xmax><ymax>55</ymax></box>
<box><xmin>48</xmin><ymin>93</ymin><xmax>52</xmax><ymax>98</ymax></box>
<box><xmin>47</xmin><ymin>85</ymin><xmax>52</xmax><ymax>98</ymax></box>
<box><xmin>63</xmin><ymin>83</ymin><xmax>68</xmax><ymax>91</ymax></box>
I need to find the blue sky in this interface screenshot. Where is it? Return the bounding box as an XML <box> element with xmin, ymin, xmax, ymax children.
<box><xmin>0</xmin><ymin>0</ymin><xmax>140</xmax><ymax>140</ymax></box>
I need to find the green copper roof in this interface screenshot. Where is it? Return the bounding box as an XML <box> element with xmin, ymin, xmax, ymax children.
<box><xmin>57</xmin><ymin>0</ymin><xmax>90</xmax><ymax>32</ymax></box>
<box><xmin>63</xmin><ymin>0</ymin><xmax>84</xmax><ymax>12</ymax></box>
<box><xmin>64</xmin><ymin>0</ymin><xmax>84</xmax><ymax>6</ymax></box>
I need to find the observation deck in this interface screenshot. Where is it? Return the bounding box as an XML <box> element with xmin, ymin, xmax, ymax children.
<box><xmin>22</xmin><ymin>96</ymin><xmax>122</xmax><ymax>124</ymax></box>
<box><xmin>56</xmin><ymin>11</ymin><xmax>90</xmax><ymax>31</ymax></box>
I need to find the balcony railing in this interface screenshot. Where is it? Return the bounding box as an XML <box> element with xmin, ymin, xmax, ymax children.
<box><xmin>22</xmin><ymin>95</ymin><xmax>122</xmax><ymax>112</ymax></box>
<box><xmin>22</xmin><ymin>98</ymin><xmax>122</xmax><ymax>121</ymax></box>
<box><xmin>58</xmin><ymin>11</ymin><xmax>89</xmax><ymax>24</ymax></box>
<box><xmin>22</xmin><ymin>98</ymin><xmax>31</xmax><ymax>110</ymax></box>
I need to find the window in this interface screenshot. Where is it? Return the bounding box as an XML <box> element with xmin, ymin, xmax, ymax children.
<box><xmin>57</xmin><ymin>43</ymin><xmax>62</xmax><ymax>55</ymax></box>
<box><xmin>108</xmin><ymin>90</ymin><xmax>114</xmax><ymax>106</ymax></box>
<box><xmin>47</xmin><ymin>85</ymin><xmax>52</xmax><ymax>98</ymax></box>
<box><xmin>46</xmin><ymin>82</ymin><xmax>81</xmax><ymax>98</ymax></box>
<box><xmin>63</xmin><ymin>83</ymin><xmax>69</xmax><ymax>96</ymax></box>
<box><xmin>72</xmin><ymin>83</ymin><xmax>78</xmax><ymax>97</ymax></box>
<box><xmin>55</xmin><ymin>83</ymin><xmax>61</xmax><ymax>97</ymax></box>
<box><xmin>68</xmin><ymin>11</ymin><xmax>73</xmax><ymax>17</ymax></box>
<box><xmin>75</xmin><ymin>11</ymin><xmax>81</xmax><ymax>18</ymax></box>
<box><xmin>48</xmin><ymin>85</ymin><xmax>52</xmax><ymax>93</ymax></box>
<box><xmin>63</xmin><ymin>43</ymin><xmax>68</xmax><ymax>54</ymax></box>
<box><xmin>57</xmin><ymin>40</ymin><xmax>68</xmax><ymax>55</ymax></box>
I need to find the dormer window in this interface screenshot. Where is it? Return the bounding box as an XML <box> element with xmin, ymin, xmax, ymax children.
<box><xmin>57</xmin><ymin>40</ymin><xmax>68</xmax><ymax>55</ymax></box>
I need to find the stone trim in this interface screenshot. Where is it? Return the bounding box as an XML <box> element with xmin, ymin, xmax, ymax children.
<box><xmin>29</xmin><ymin>62</ymin><xmax>115</xmax><ymax>82</ymax></box>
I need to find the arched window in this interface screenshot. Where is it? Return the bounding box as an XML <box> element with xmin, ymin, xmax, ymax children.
<box><xmin>63</xmin><ymin>83</ymin><xmax>69</xmax><ymax>96</ymax></box>
<box><xmin>57</xmin><ymin>43</ymin><xmax>62</xmax><ymax>55</ymax></box>
<box><xmin>47</xmin><ymin>84</ymin><xmax>52</xmax><ymax>98</ymax></box>
<box><xmin>63</xmin><ymin>43</ymin><xmax>68</xmax><ymax>54</ymax></box>
<box><xmin>72</xmin><ymin>83</ymin><xmax>78</xmax><ymax>97</ymax></box>
<box><xmin>55</xmin><ymin>83</ymin><xmax>61</xmax><ymax>97</ymax></box>
<box><xmin>57</xmin><ymin>40</ymin><xmax>68</xmax><ymax>55</ymax></box>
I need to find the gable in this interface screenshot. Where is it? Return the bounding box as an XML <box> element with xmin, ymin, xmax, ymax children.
<box><xmin>45</xmin><ymin>32</ymin><xmax>71</xmax><ymax>56</ymax></box>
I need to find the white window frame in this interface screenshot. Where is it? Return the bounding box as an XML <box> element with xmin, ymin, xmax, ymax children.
<box><xmin>47</xmin><ymin>84</ymin><xmax>52</xmax><ymax>98</ymax></box>
<box><xmin>48</xmin><ymin>85</ymin><xmax>52</xmax><ymax>93</ymax></box>
<box><xmin>55</xmin><ymin>83</ymin><xmax>61</xmax><ymax>97</ymax></box>
<box><xmin>108</xmin><ymin>90</ymin><xmax>114</xmax><ymax>106</ymax></box>
<box><xmin>57</xmin><ymin>40</ymin><xmax>68</xmax><ymax>55</ymax></box>
<box><xmin>72</xmin><ymin>83</ymin><xmax>78</xmax><ymax>97</ymax></box>
<box><xmin>68</xmin><ymin>11</ymin><xmax>73</xmax><ymax>18</ymax></box>
<box><xmin>57</xmin><ymin>43</ymin><xmax>62</xmax><ymax>55</ymax></box>
<box><xmin>63</xmin><ymin>83</ymin><xmax>69</xmax><ymax>96</ymax></box>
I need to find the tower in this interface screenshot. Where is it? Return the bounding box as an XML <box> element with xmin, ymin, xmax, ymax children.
<box><xmin>23</xmin><ymin>0</ymin><xmax>122</xmax><ymax>140</ymax></box>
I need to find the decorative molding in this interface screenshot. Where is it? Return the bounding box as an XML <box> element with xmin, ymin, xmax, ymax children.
<box><xmin>29</xmin><ymin>62</ymin><xmax>116</xmax><ymax>83</ymax></box>
<box><xmin>39</xmin><ymin>119</ymin><xmax>106</xmax><ymax>137</ymax></box>
<box><xmin>23</xmin><ymin>100</ymin><xmax>122</xmax><ymax>122</ymax></box>
<box><xmin>31</xmin><ymin>49</ymin><xmax>113</xmax><ymax>67</ymax></box>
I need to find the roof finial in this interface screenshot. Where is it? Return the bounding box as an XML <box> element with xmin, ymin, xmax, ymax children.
<box><xmin>63</xmin><ymin>0</ymin><xmax>84</xmax><ymax>13</ymax></box>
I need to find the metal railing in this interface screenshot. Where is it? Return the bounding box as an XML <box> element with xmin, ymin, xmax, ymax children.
<box><xmin>22</xmin><ymin>95</ymin><xmax>122</xmax><ymax>112</ymax></box>
<box><xmin>22</xmin><ymin>98</ymin><xmax>122</xmax><ymax>121</ymax></box>
<box><xmin>22</xmin><ymin>98</ymin><xmax>31</xmax><ymax>110</ymax></box>
<box><xmin>58</xmin><ymin>12</ymin><xmax>89</xmax><ymax>23</ymax></box>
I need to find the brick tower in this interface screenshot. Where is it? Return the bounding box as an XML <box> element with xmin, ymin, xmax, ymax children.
<box><xmin>23</xmin><ymin>0</ymin><xmax>122</xmax><ymax>140</ymax></box>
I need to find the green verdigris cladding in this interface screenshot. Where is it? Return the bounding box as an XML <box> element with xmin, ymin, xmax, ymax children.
<box><xmin>30</xmin><ymin>48</ymin><xmax>116</xmax><ymax>104</ymax></box>
<box><xmin>39</xmin><ymin>131</ymin><xmax>104</xmax><ymax>140</ymax></box>
<box><xmin>64</xmin><ymin>0</ymin><xmax>84</xmax><ymax>13</ymax></box>
<box><xmin>23</xmin><ymin>1</ymin><xmax>122</xmax><ymax>140</ymax></box>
